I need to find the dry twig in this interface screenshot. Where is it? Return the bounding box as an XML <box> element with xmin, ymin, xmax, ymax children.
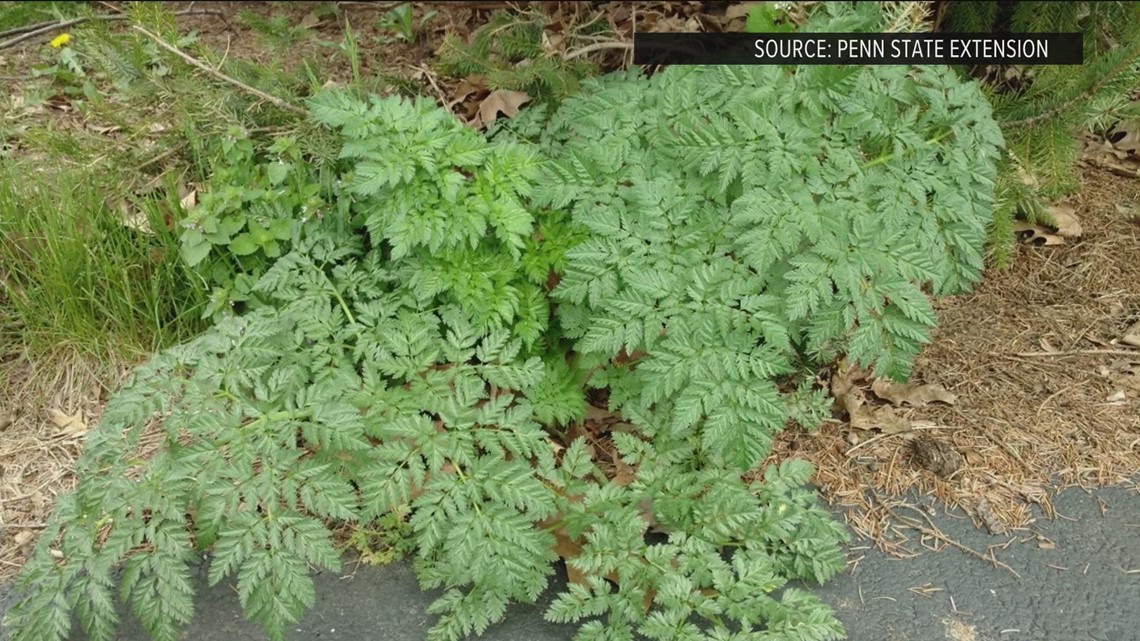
<box><xmin>563</xmin><ymin>41</ymin><xmax>633</xmax><ymax>60</ymax></box>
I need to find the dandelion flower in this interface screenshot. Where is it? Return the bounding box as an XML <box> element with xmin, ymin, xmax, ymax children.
<box><xmin>50</xmin><ymin>33</ymin><xmax>72</xmax><ymax>48</ymax></box>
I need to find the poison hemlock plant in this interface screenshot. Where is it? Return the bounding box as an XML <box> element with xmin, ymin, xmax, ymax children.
<box><xmin>5</xmin><ymin>9</ymin><xmax>1004</xmax><ymax>641</ymax></box>
<box><xmin>4</xmin><ymin>90</ymin><xmax>571</xmax><ymax>641</ymax></box>
<box><xmin>531</xmin><ymin>59</ymin><xmax>1003</xmax><ymax>470</ymax></box>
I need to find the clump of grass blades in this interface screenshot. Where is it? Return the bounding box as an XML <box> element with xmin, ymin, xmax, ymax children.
<box><xmin>0</xmin><ymin>1</ymin><xmax>83</xmax><ymax>32</ymax></box>
<box><xmin>0</xmin><ymin>164</ymin><xmax>208</xmax><ymax>361</ymax></box>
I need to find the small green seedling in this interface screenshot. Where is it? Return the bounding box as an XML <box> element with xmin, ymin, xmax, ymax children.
<box><xmin>377</xmin><ymin>3</ymin><xmax>437</xmax><ymax>43</ymax></box>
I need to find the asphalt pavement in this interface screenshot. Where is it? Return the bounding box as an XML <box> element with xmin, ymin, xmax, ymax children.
<box><xmin>1</xmin><ymin>484</ymin><xmax>1137</xmax><ymax>641</ymax></box>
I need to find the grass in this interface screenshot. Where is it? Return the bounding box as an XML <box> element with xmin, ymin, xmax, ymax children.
<box><xmin>0</xmin><ymin>162</ymin><xmax>209</xmax><ymax>361</ymax></box>
<box><xmin>0</xmin><ymin>1</ymin><xmax>83</xmax><ymax>32</ymax></box>
<box><xmin>1</xmin><ymin>2</ymin><xmax>370</xmax><ymax>372</ymax></box>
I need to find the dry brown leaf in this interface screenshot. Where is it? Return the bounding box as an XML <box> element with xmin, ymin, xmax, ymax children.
<box><xmin>613</xmin><ymin>460</ymin><xmax>637</xmax><ymax>487</ymax></box>
<box><xmin>840</xmin><ymin>388</ymin><xmax>912</xmax><ymax>434</ymax></box>
<box><xmin>48</xmin><ymin>408</ymin><xmax>87</xmax><ymax>439</ymax></box>
<box><xmin>300</xmin><ymin>11</ymin><xmax>323</xmax><ymax>29</ymax></box>
<box><xmin>870</xmin><ymin>379</ymin><xmax>957</xmax><ymax>407</ymax></box>
<box><xmin>638</xmin><ymin>498</ymin><xmax>658</xmax><ymax>530</ymax></box>
<box><xmin>547</xmin><ymin>520</ymin><xmax>626</xmax><ymax>590</ymax></box>
<box><xmin>549</xmin><ymin>524</ymin><xmax>583</xmax><ymax>560</ymax></box>
<box><xmin>470</xmin><ymin>90</ymin><xmax>531</xmax><ymax>130</ymax></box>
<box><xmin>585</xmin><ymin>404</ymin><xmax>617</xmax><ymax>425</ymax></box>
<box><xmin>974</xmin><ymin>497</ymin><xmax>1006</xmax><ymax>535</ymax></box>
<box><xmin>1084</xmin><ymin>136</ymin><xmax>1131</xmax><ymax>162</ymax></box>
<box><xmin>1082</xmin><ymin>133</ymin><xmax>1140</xmax><ymax>176</ymax></box>
<box><xmin>870</xmin><ymin>406</ymin><xmax>911</xmax><ymax>434</ymax></box>
<box><xmin>1045</xmin><ymin>204</ymin><xmax>1082</xmax><ymax>238</ymax></box>
<box><xmin>179</xmin><ymin>185</ymin><xmax>197</xmax><ymax>211</ymax></box>
<box><xmin>1121</xmin><ymin>320</ymin><xmax>1140</xmax><ymax>348</ymax></box>
<box><xmin>1013</xmin><ymin>221</ymin><xmax>1065</xmax><ymax>246</ymax></box>
<box><xmin>541</xmin><ymin>31</ymin><xmax>565</xmax><ymax>56</ymax></box>
<box><xmin>1038</xmin><ymin>540</ymin><xmax>1056</xmax><ymax>550</ymax></box>
<box><xmin>829</xmin><ymin>360</ymin><xmax>867</xmax><ymax>399</ymax></box>
<box><xmin>724</xmin><ymin>3</ymin><xmax>757</xmax><ymax>20</ymax></box>
<box><xmin>648</xmin><ymin>15</ymin><xmax>689</xmax><ymax>32</ymax></box>
<box><xmin>565</xmin><ymin>563</ymin><xmax>590</xmax><ymax>588</ymax></box>
<box><xmin>12</xmin><ymin>530</ymin><xmax>34</xmax><ymax>548</ymax></box>
<box><xmin>1108</xmin><ymin>123</ymin><xmax>1140</xmax><ymax>153</ymax></box>
<box><xmin>450</xmin><ymin>75</ymin><xmax>487</xmax><ymax>110</ymax></box>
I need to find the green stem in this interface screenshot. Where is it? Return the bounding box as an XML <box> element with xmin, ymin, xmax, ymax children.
<box><xmin>861</xmin><ymin>129</ymin><xmax>954</xmax><ymax>170</ymax></box>
<box><xmin>243</xmin><ymin>408</ymin><xmax>311</xmax><ymax>430</ymax></box>
<box><xmin>332</xmin><ymin>288</ymin><xmax>357</xmax><ymax>325</ymax></box>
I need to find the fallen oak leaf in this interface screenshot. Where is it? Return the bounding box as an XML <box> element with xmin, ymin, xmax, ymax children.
<box><xmin>470</xmin><ymin>89</ymin><xmax>530</xmax><ymax>130</ymax></box>
<box><xmin>838</xmin><ymin>387</ymin><xmax>912</xmax><ymax>434</ymax></box>
<box><xmin>449</xmin><ymin>75</ymin><xmax>487</xmax><ymax>112</ymax></box>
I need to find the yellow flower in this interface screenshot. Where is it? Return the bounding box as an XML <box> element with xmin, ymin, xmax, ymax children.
<box><xmin>49</xmin><ymin>33</ymin><xmax>72</xmax><ymax>48</ymax></box>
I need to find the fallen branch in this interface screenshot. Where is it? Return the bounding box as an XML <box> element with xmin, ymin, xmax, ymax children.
<box><xmin>563</xmin><ymin>41</ymin><xmax>634</xmax><ymax>61</ymax></box>
<box><xmin>0</xmin><ymin>9</ymin><xmax>222</xmax><ymax>50</ymax></box>
<box><xmin>131</xmin><ymin>25</ymin><xmax>308</xmax><ymax>117</ymax></box>
<box><xmin>1015</xmin><ymin>348</ymin><xmax>1139</xmax><ymax>358</ymax></box>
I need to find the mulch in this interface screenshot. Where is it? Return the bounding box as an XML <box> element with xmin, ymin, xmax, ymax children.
<box><xmin>771</xmin><ymin>164</ymin><xmax>1140</xmax><ymax>563</ymax></box>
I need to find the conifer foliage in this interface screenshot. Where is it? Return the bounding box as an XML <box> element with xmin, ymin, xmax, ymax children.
<box><xmin>4</xmin><ymin>9</ymin><xmax>1005</xmax><ymax>641</ymax></box>
<box><xmin>939</xmin><ymin>0</ymin><xmax>1140</xmax><ymax>265</ymax></box>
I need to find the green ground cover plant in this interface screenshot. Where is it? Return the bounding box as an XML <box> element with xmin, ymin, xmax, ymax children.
<box><xmin>3</xmin><ymin>5</ymin><xmax>1005</xmax><ymax>641</ymax></box>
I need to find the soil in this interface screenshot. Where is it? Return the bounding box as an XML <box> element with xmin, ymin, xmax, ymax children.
<box><xmin>1</xmin><ymin>0</ymin><xmax>1139</xmax><ymax>595</ymax></box>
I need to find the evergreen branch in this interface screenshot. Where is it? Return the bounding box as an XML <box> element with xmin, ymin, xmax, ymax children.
<box><xmin>999</xmin><ymin>46</ymin><xmax>1140</xmax><ymax>129</ymax></box>
<box><xmin>130</xmin><ymin>25</ymin><xmax>308</xmax><ymax>116</ymax></box>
